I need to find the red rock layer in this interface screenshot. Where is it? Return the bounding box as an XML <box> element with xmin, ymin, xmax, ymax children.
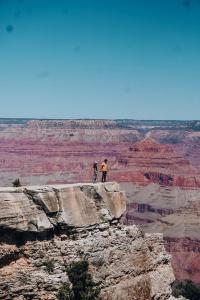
<box><xmin>165</xmin><ymin>238</ymin><xmax>200</xmax><ymax>284</ymax></box>
<box><xmin>0</xmin><ymin>119</ymin><xmax>200</xmax><ymax>284</ymax></box>
<box><xmin>121</xmin><ymin>183</ymin><xmax>200</xmax><ymax>283</ymax></box>
<box><xmin>0</xmin><ymin>120</ymin><xmax>199</xmax><ymax>188</ymax></box>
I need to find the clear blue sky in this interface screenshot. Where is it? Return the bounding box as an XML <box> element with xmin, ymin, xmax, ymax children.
<box><xmin>0</xmin><ymin>0</ymin><xmax>200</xmax><ymax>119</ymax></box>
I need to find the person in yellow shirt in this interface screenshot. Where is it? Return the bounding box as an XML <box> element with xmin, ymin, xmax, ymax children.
<box><xmin>100</xmin><ymin>159</ymin><xmax>108</xmax><ymax>182</ymax></box>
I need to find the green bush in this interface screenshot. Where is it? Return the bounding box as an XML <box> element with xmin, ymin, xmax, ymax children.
<box><xmin>57</xmin><ymin>283</ymin><xmax>72</xmax><ymax>300</ymax></box>
<box><xmin>58</xmin><ymin>259</ymin><xmax>100</xmax><ymax>300</ymax></box>
<box><xmin>12</xmin><ymin>178</ymin><xmax>21</xmax><ymax>187</ymax></box>
<box><xmin>172</xmin><ymin>280</ymin><xmax>200</xmax><ymax>300</ymax></box>
<box><xmin>67</xmin><ymin>260</ymin><xmax>100</xmax><ymax>300</ymax></box>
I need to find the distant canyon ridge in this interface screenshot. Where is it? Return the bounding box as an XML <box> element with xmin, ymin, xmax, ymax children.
<box><xmin>0</xmin><ymin>118</ymin><xmax>200</xmax><ymax>283</ymax></box>
<box><xmin>0</xmin><ymin>119</ymin><xmax>199</xmax><ymax>187</ymax></box>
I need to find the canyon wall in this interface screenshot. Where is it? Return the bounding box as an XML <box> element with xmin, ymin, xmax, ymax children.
<box><xmin>0</xmin><ymin>119</ymin><xmax>199</xmax><ymax>285</ymax></box>
<box><xmin>0</xmin><ymin>182</ymin><xmax>176</xmax><ymax>300</ymax></box>
<box><xmin>122</xmin><ymin>183</ymin><xmax>200</xmax><ymax>284</ymax></box>
<box><xmin>0</xmin><ymin>119</ymin><xmax>199</xmax><ymax>187</ymax></box>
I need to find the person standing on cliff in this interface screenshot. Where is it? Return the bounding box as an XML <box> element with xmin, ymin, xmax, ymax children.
<box><xmin>100</xmin><ymin>159</ymin><xmax>108</xmax><ymax>182</ymax></box>
<box><xmin>92</xmin><ymin>161</ymin><xmax>98</xmax><ymax>183</ymax></box>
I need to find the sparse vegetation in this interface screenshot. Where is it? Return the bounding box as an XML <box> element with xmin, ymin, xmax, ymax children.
<box><xmin>57</xmin><ymin>259</ymin><xmax>100</xmax><ymax>300</ymax></box>
<box><xmin>12</xmin><ymin>178</ymin><xmax>21</xmax><ymax>187</ymax></box>
<box><xmin>172</xmin><ymin>280</ymin><xmax>200</xmax><ymax>300</ymax></box>
<box><xmin>67</xmin><ymin>259</ymin><xmax>100</xmax><ymax>300</ymax></box>
<box><xmin>66</xmin><ymin>226</ymin><xmax>77</xmax><ymax>240</ymax></box>
<box><xmin>44</xmin><ymin>259</ymin><xmax>55</xmax><ymax>273</ymax></box>
<box><xmin>57</xmin><ymin>283</ymin><xmax>72</xmax><ymax>300</ymax></box>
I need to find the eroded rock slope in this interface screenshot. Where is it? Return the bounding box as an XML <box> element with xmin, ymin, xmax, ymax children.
<box><xmin>123</xmin><ymin>182</ymin><xmax>200</xmax><ymax>283</ymax></box>
<box><xmin>0</xmin><ymin>182</ymin><xmax>176</xmax><ymax>300</ymax></box>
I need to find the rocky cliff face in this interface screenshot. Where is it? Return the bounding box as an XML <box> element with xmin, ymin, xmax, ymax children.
<box><xmin>123</xmin><ymin>183</ymin><xmax>200</xmax><ymax>284</ymax></box>
<box><xmin>0</xmin><ymin>119</ymin><xmax>199</xmax><ymax>286</ymax></box>
<box><xmin>0</xmin><ymin>182</ymin><xmax>176</xmax><ymax>300</ymax></box>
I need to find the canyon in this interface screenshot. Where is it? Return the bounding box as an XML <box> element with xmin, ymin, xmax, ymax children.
<box><xmin>0</xmin><ymin>119</ymin><xmax>199</xmax><ymax>286</ymax></box>
<box><xmin>0</xmin><ymin>182</ymin><xmax>177</xmax><ymax>300</ymax></box>
<box><xmin>0</xmin><ymin>119</ymin><xmax>199</xmax><ymax>188</ymax></box>
<box><xmin>122</xmin><ymin>183</ymin><xmax>200</xmax><ymax>284</ymax></box>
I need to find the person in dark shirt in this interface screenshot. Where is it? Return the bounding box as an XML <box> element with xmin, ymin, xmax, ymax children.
<box><xmin>92</xmin><ymin>161</ymin><xmax>98</xmax><ymax>183</ymax></box>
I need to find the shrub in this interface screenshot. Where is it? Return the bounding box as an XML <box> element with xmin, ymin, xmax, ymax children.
<box><xmin>44</xmin><ymin>259</ymin><xmax>55</xmax><ymax>273</ymax></box>
<box><xmin>57</xmin><ymin>259</ymin><xmax>100</xmax><ymax>300</ymax></box>
<box><xmin>65</xmin><ymin>259</ymin><xmax>100</xmax><ymax>300</ymax></box>
<box><xmin>12</xmin><ymin>178</ymin><xmax>21</xmax><ymax>187</ymax></box>
<box><xmin>57</xmin><ymin>283</ymin><xmax>72</xmax><ymax>300</ymax></box>
<box><xmin>172</xmin><ymin>280</ymin><xmax>200</xmax><ymax>300</ymax></box>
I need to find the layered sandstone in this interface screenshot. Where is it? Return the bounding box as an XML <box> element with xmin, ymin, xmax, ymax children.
<box><xmin>0</xmin><ymin>119</ymin><xmax>199</xmax><ymax>188</ymax></box>
<box><xmin>0</xmin><ymin>182</ymin><xmax>125</xmax><ymax>234</ymax></box>
<box><xmin>122</xmin><ymin>182</ymin><xmax>200</xmax><ymax>283</ymax></box>
<box><xmin>0</xmin><ymin>182</ymin><xmax>177</xmax><ymax>300</ymax></box>
<box><xmin>0</xmin><ymin>118</ymin><xmax>199</xmax><ymax>287</ymax></box>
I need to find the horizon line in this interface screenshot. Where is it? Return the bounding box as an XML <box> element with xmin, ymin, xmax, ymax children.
<box><xmin>0</xmin><ymin>118</ymin><xmax>199</xmax><ymax>122</ymax></box>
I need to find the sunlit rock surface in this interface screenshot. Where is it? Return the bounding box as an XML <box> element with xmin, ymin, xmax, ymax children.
<box><xmin>0</xmin><ymin>182</ymin><xmax>126</xmax><ymax>233</ymax></box>
<box><xmin>0</xmin><ymin>182</ymin><xmax>177</xmax><ymax>300</ymax></box>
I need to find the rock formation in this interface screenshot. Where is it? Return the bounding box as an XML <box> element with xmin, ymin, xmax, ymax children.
<box><xmin>0</xmin><ymin>118</ymin><xmax>199</xmax><ymax>286</ymax></box>
<box><xmin>0</xmin><ymin>182</ymin><xmax>176</xmax><ymax>300</ymax></box>
<box><xmin>123</xmin><ymin>183</ymin><xmax>200</xmax><ymax>284</ymax></box>
<box><xmin>0</xmin><ymin>119</ymin><xmax>199</xmax><ymax>188</ymax></box>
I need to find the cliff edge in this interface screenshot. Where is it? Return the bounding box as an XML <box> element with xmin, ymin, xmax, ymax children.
<box><xmin>0</xmin><ymin>182</ymin><xmax>178</xmax><ymax>300</ymax></box>
<box><xmin>0</xmin><ymin>182</ymin><xmax>126</xmax><ymax>236</ymax></box>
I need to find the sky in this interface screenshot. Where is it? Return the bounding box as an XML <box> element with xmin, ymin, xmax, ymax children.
<box><xmin>0</xmin><ymin>0</ymin><xmax>200</xmax><ymax>120</ymax></box>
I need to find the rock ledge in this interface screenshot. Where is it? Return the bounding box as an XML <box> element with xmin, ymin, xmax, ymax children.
<box><xmin>0</xmin><ymin>183</ymin><xmax>181</xmax><ymax>300</ymax></box>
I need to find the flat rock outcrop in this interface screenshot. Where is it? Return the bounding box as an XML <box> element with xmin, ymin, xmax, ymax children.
<box><xmin>0</xmin><ymin>182</ymin><xmax>177</xmax><ymax>300</ymax></box>
<box><xmin>0</xmin><ymin>182</ymin><xmax>125</xmax><ymax>235</ymax></box>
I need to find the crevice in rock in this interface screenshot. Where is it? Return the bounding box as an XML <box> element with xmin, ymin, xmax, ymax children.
<box><xmin>23</xmin><ymin>188</ymin><xmax>58</xmax><ymax>232</ymax></box>
<box><xmin>80</xmin><ymin>185</ymin><xmax>104</xmax><ymax>211</ymax></box>
<box><xmin>0</xmin><ymin>249</ymin><xmax>22</xmax><ymax>268</ymax></box>
<box><xmin>23</xmin><ymin>188</ymin><xmax>48</xmax><ymax>214</ymax></box>
<box><xmin>0</xmin><ymin>227</ymin><xmax>53</xmax><ymax>246</ymax></box>
<box><xmin>52</xmin><ymin>187</ymin><xmax>63</xmax><ymax>212</ymax></box>
<box><xmin>80</xmin><ymin>185</ymin><xmax>103</xmax><ymax>200</ymax></box>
